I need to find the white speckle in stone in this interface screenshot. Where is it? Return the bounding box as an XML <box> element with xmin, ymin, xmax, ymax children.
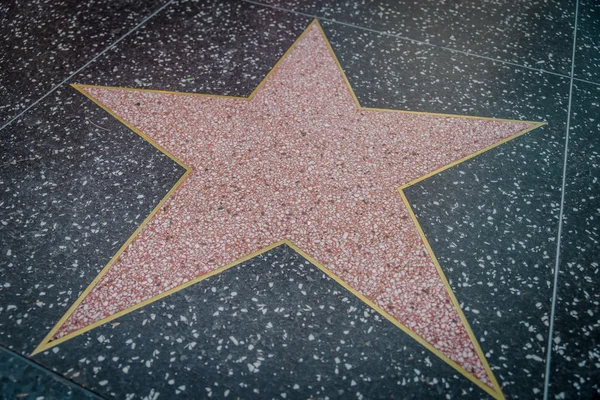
<box><xmin>536</xmin><ymin>334</ymin><xmax>544</xmax><ymax>341</ymax></box>
<box><xmin>526</xmin><ymin>354</ymin><xmax>544</xmax><ymax>362</ymax></box>
<box><xmin>554</xmin><ymin>336</ymin><xmax>561</xmax><ymax>345</ymax></box>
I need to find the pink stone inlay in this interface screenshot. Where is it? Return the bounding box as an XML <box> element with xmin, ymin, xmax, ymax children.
<box><xmin>60</xmin><ymin>25</ymin><xmax>534</xmax><ymax>387</ymax></box>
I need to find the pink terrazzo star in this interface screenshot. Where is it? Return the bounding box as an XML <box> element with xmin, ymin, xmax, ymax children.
<box><xmin>48</xmin><ymin>22</ymin><xmax>539</xmax><ymax>392</ymax></box>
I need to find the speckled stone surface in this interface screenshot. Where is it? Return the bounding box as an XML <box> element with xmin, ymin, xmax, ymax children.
<box><xmin>317</xmin><ymin>21</ymin><xmax>570</xmax><ymax>122</ymax></box>
<box><xmin>0</xmin><ymin>346</ymin><xmax>102</xmax><ymax>400</ymax></box>
<box><xmin>403</xmin><ymin>144</ymin><xmax>560</xmax><ymax>399</ymax></box>
<box><xmin>75</xmin><ymin>0</ymin><xmax>311</xmax><ymax>96</ymax></box>
<box><xmin>1</xmin><ymin>0</ymin><xmax>598</xmax><ymax>398</ymax></box>
<box><xmin>47</xmin><ymin>23</ymin><xmax>539</xmax><ymax>390</ymax></box>
<box><xmin>256</xmin><ymin>0</ymin><xmax>575</xmax><ymax>75</ymax></box>
<box><xmin>0</xmin><ymin>0</ymin><xmax>310</xmax><ymax>358</ymax></box>
<box><xmin>0</xmin><ymin>87</ymin><xmax>185</xmax><ymax>354</ymax></box>
<box><xmin>547</xmin><ymin>82</ymin><xmax>600</xmax><ymax>398</ymax></box>
<box><xmin>0</xmin><ymin>0</ymin><xmax>167</xmax><ymax>125</ymax></box>
<box><xmin>314</xmin><ymin>20</ymin><xmax>570</xmax><ymax>399</ymax></box>
<box><xmin>574</xmin><ymin>0</ymin><xmax>600</xmax><ymax>82</ymax></box>
<box><xmin>33</xmin><ymin>244</ymin><xmax>483</xmax><ymax>400</ymax></box>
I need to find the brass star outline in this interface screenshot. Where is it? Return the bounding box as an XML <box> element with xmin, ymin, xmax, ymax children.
<box><xmin>32</xmin><ymin>20</ymin><xmax>545</xmax><ymax>399</ymax></box>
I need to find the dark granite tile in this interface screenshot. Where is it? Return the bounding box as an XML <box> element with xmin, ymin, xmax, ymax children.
<box><xmin>574</xmin><ymin>0</ymin><xmax>600</xmax><ymax>82</ymax></box>
<box><xmin>0</xmin><ymin>0</ymin><xmax>167</xmax><ymax>125</ymax></box>
<box><xmin>33</xmin><ymin>244</ymin><xmax>482</xmax><ymax>399</ymax></box>
<box><xmin>0</xmin><ymin>346</ymin><xmax>104</xmax><ymax>400</ymax></box>
<box><xmin>313</xmin><ymin>21</ymin><xmax>569</xmax><ymax>398</ymax></box>
<box><xmin>255</xmin><ymin>0</ymin><xmax>575</xmax><ymax>75</ymax></box>
<box><xmin>0</xmin><ymin>0</ymin><xmax>312</xmax><ymax>358</ymax></box>
<box><xmin>403</xmin><ymin>136</ymin><xmax>559</xmax><ymax>399</ymax></box>
<box><xmin>319</xmin><ymin>20</ymin><xmax>569</xmax><ymax>123</ymax></box>
<box><xmin>0</xmin><ymin>87</ymin><xmax>185</xmax><ymax>355</ymax></box>
<box><xmin>0</xmin><ymin>1</ymin><xmax>583</xmax><ymax>399</ymax></box>
<box><xmin>73</xmin><ymin>0</ymin><xmax>311</xmax><ymax>96</ymax></box>
<box><xmin>547</xmin><ymin>81</ymin><xmax>600</xmax><ymax>398</ymax></box>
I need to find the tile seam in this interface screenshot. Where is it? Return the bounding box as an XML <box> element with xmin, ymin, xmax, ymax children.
<box><xmin>542</xmin><ymin>0</ymin><xmax>580</xmax><ymax>398</ymax></box>
<box><xmin>573</xmin><ymin>76</ymin><xmax>600</xmax><ymax>87</ymax></box>
<box><xmin>0</xmin><ymin>345</ymin><xmax>107</xmax><ymax>400</ymax></box>
<box><xmin>0</xmin><ymin>0</ymin><xmax>175</xmax><ymax>132</ymax></box>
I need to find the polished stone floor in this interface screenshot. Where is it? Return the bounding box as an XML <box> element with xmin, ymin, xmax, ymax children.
<box><xmin>0</xmin><ymin>1</ymin><xmax>598</xmax><ymax>399</ymax></box>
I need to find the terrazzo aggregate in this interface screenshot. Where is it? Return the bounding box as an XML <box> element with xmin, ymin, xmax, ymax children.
<box><xmin>574</xmin><ymin>0</ymin><xmax>600</xmax><ymax>82</ymax></box>
<box><xmin>0</xmin><ymin>346</ymin><xmax>102</xmax><ymax>400</ymax></box>
<box><xmin>0</xmin><ymin>0</ymin><xmax>167</xmax><ymax>125</ymax></box>
<box><xmin>0</xmin><ymin>87</ymin><xmax>185</xmax><ymax>355</ymax></box>
<box><xmin>50</xmin><ymin>23</ymin><xmax>538</xmax><ymax>391</ymax></box>
<box><xmin>314</xmin><ymin>18</ymin><xmax>571</xmax><ymax>399</ymax></box>
<box><xmin>547</xmin><ymin>81</ymin><xmax>600</xmax><ymax>399</ymax></box>
<box><xmin>0</xmin><ymin>0</ymin><xmax>598</xmax><ymax>398</ymax></box>
<box><xmin>254</xmin><ymin>0</ymin><xmax>575</xmax><ymax>75</ymax></box>
<box><xmin>33</xmin><ymin>244</ymin><xmax>484</xmax><ymax>400</ymax></box>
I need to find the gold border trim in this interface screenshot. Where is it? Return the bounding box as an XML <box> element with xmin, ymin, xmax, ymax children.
<box><xmin>31</xmin><ymin>20</ymin><xmax>548</xmax><ymax>400</ymax></box>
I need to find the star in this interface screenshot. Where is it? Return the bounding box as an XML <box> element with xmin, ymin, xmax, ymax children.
<box><xmin>34</xmin><ymin>21</ymin><xmax>542</xmax><ymax>398</ymax></box>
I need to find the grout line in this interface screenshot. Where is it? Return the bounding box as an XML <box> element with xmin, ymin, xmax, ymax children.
<box><xmin>0</xmin><ymin>0</ymin><xmax>175</xmax><ymax>132</ymax></box>
<box><xmin>543</xmin><ymin>0</ymin><xmax>579</xmax><ymax>398</ymax></box>
<box><xmin>573</xmin><ymin>76</ymin><xmax>600</xmax><ymax>87</ymax></box>
<box><xmin>0</xmin><ymin>345</ymin><xmax>106</xmax><ymax>399</ymax></box>
<box><xmin>243</xmin><ymin>0</ymin><xmax>574</xmax><ymax>81</ymax></box>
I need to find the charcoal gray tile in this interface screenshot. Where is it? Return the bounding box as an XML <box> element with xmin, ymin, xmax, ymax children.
<box><xmin>73</xmin><ymin>0</ymin><xmax>311</xmax><ymax>96</ymax></box>
<box><xmin>33</xmin><ymin>245</ymin><xmax>482</xmax><ymax>399</ymax></box>
<box><xmin>0</xmin><ymin>87</ymin><xmax>185</xmax><ymax>355</ymax></box>
<box><xmin>0</xmin><ymin>0</ymin><xmax>167</xmax><ymax>125</ymax></box>
<box><xmin>0</xmin><ymin>346</ymin><xmax>104</xmax><ymax>400</ymax></box>
<box><xmin>319</xmin><ymin>20</ymin><xmax>569</xmax><ymax>122</ymax></box>
<box><xmin>574</xmin><ymin>0</ymin><xmax>600</xmax><ymax>82</ymax></box>
<box><xmin>547</xmin><ymin>81</ymin><xmax>600</xmax><ymax>398</ymax></box>
<box><xmin>256</xmin><ymin>0</ymin><xmax>575</xmax><ymax>75</ymax></box>
<box><xmin>315</xmin><ymin>20</ymin><xmax>568</xmax><ymax>398</ymax></box>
